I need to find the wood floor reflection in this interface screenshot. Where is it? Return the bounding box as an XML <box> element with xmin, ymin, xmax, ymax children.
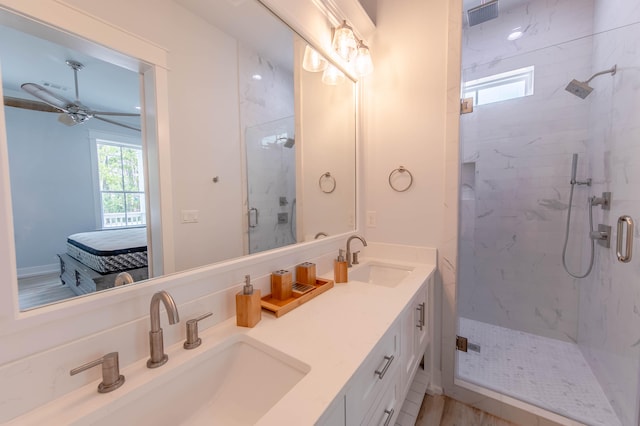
<box><xmin>18</xmin><ymin>273</ymin><xmax>75</xmax><ymax>310</ymax></box>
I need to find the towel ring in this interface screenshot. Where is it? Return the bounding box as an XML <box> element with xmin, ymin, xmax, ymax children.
<box><xmin>319</xmin><ymin>172</ymin><xmax>336</xmax><ymax>193</ymax></box>
<box><xmin>388</xmin><ymin>166</ymin><xmax>413</xmax><ymax>192</ymax></box>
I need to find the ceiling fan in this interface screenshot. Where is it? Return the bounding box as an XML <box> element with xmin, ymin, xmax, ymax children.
<box><xmin>4</xmin><ymin>60</ymin><xmax>140</xmax><ymax>132</ymax></box>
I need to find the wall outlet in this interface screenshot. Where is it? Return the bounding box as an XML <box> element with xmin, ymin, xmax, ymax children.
<box><xmin>181</xmin><ymin>210</ymin><xmax>199</xmax><ymax>223</ymax></box>
<box><xmin>366</xmin><ymin>211</ymin><xmax>377</xmax><ymax>228</ymax></box>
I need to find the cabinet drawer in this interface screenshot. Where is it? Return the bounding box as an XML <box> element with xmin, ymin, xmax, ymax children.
<box><xmin>362</xmin><ymin>372</ymin><xmax>400</xmax><ymax>426</ymax></box>
<box><xmin>346</xmin><ymin>321</ymin><xmax>400</xmax><ymax>425</ymax></box>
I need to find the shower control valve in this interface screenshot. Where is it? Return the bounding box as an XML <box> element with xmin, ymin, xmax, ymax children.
<box><xmin>590</xmin><ymin>192</ymin><xmax>611</xmax><ymax>210</ymax></box>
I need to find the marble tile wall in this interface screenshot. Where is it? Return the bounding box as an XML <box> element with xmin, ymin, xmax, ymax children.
<box><xmin>459</xmin><ymin>0</ymin><xmax>595</xmax><ymax>341</ymax></box>
<box><xmin>238</xmin><ymin>43</ymin><xmax>296</xmax><ymax>254</ymax></box>
<box><xmin>577</xmin><ymin>3</ymin><xmax>640</xmax><ymax>424</ymax></box>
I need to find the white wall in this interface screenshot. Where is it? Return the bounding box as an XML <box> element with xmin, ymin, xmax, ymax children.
<box><xmin>362</xmin><ymin>0</ymin><xmax>447</xmax><ymax>249</ymax></box>
<box><xmin>578</xmin><ymin>2</ymin><xmax>640</xmax><ymax>423</ymax></box>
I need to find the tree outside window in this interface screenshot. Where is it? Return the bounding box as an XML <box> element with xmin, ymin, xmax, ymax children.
<box><xmin>96</xmin><ymin>141</ymin><xmax>146</xmax><ymax>228</ymax></box>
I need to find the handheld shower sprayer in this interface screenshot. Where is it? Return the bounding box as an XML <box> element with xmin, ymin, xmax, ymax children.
<box><xmin>569</xmin><ymin>153</ymin><xmax>591</xmax><ymax>186</ymax></box>
<box><xmin>570</xmin><ymin>153</ymin><xmax>578</xmax><ymax>184</ymax></box>
<box><xmin>562</xmin><ymin>152</ymin><xmax>596</xmax><ymax>278</ymax></box>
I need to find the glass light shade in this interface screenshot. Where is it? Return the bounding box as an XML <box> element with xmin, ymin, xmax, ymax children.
<box><xmin>322</xmin><ymin>64</ymin><xmax>346</xmax><ymax>85</ymax></box>
<box><xmin>353</xmin><ymin>42</ymin><xmax>374</xmax><ymax>77</ymax></box>
<box><xmin>332</xmin><ymin>20</ymin><xmax>357</xmax><ymax>61</ymax></box>
<box><xmin>302</xmin><ymin>45</ymin><xmax>328</xmax><ymax>72</ymax></box>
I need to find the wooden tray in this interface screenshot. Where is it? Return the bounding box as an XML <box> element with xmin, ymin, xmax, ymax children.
<box><xmin>261</xmin><ymin>277</ymin><xmax>334</xmax><ymax>318</ymax></box>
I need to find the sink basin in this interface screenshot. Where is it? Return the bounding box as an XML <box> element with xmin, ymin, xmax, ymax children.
<box><xmin>349</xmin><ymin>261</ymin><xmax>414</xmax><ymax>287</ymax></box>
<box><xmin>96</xmin><ymin>335</ymin><xmax>310</xmax><ymax>426</ymax></box>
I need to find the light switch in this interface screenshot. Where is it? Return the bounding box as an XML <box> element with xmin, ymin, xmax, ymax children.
<box><xmin>181</xmin><ymin>210</ymin><xmax>199</xmax><ymax>223</ymax></box>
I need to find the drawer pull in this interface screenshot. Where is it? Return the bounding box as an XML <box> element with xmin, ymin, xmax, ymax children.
<box><xmin>383</xmin><ymin>408</ymin><xmax>395</xmax><ymax>426</ymax></box>
<box><xmin>375</xmin><ymin>355</ymin><xmax>394</xmax><ymax>379</ymax></box>
<box><xmin>416</xmin><ymin>302</ymin><xmax>425</xmax><ymax>330</ymax></box>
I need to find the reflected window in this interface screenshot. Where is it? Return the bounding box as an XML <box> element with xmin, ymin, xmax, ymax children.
<box><xmin>94</xmin><ymin>136</ymin><xmax>146</xmax><ymax>228</ymax></box>
<box><xmin>463</xmin><ymin>66</ymin><xmax>534</xmax><ymax>106</ymax></box>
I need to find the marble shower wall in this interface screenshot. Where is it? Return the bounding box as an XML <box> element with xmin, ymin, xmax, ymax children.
<box><xmin>459</xmin><ymin>0</ymin><xmax>596</xmax><ymax>341</ymax></box>
<box><xmin>577</xmin><ymin>1</ymin><xmax>640</xmax><ymax>424</ymax></box>
<box><xmin>238</xmin><ymin>43</ymin><xmax>296</xmax><ymax>254</ymax></box>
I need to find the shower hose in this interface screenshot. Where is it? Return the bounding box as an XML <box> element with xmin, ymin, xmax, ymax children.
<box><xmin>561</xmin><ymin>183</ymin><xmax>595</xmax><ymax>278</ymax></box>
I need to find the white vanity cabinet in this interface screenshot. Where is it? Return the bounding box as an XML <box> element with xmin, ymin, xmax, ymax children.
<box><xmin>345</xmin><ymin>319</ymin><xmax>400</xmax><ymax>425</ymax></box>
<box><xmin>317</xmin><ymin>274</ymin><xmax>433</xmax><ymax>426</ymax></box>
<box><xmin>400</xmin><ymin>279</ymin><xmax>429</xmax><ymax>397</ymax></box>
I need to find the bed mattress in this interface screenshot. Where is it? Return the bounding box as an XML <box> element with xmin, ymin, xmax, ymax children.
<box><xmin>66</xmin><ymin>227</ymin><xmax>148</xmax><ymax>273</ymax></box>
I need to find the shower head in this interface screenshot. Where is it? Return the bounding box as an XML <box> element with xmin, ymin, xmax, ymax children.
<box><xmin>565</xmin><ymin>80</ymin><xmax>593</xmax><ymax>99</ymax></box>
<box><xmin>467</xmin><ymin>0</ymin><xmax>499</xmax><ymax>27</ymax></box>
<box><xmin>283</xmin><ymin>137</ymin><xmax>295</xmax><ymax>148</ymax></box>
<box><xmin>565</xmin><ymin>65</ymin><xmax>617</xmax><ymax>99</ymax></box>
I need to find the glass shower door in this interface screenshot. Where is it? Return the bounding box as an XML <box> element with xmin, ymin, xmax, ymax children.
<box><xmin>245</xmin><ymin>116</ymin><xmax>296</xmax><ymax>254</ymax></box>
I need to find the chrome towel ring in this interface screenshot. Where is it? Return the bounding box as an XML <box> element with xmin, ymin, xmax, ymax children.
<box><xmin>388</xmin><ymin>166</ymin><xmax>413</xmax><ymax>192</ymax></box>
<box><xmin>319</xmin><ymin>172</ymin><xmax>336</xmax><ymax>193</ymax></box>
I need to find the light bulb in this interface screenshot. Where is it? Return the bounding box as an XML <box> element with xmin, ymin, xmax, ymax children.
<box><xmin>332</xmin><ymin>20</ymin><xmax>357</xmax><ymax>62</ymax></box>
<box><xmin>302</xmin><ymin>45</ymin><xmax>328</xmax><ymax>72</ymax></box>
<box><xmin>322</xmin><ymin>64</ymin><xmax>346</xmax><ymax>85</ymax></box>
<box><xmin>353</xmin><ymin>41</ymin><xmax>373</xmax><ymax>77</ymax></box>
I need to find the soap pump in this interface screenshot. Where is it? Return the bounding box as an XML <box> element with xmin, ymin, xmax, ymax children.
<box><xmin>334</xmin><ymin>249</ymin><xmax>348</xmax><ymax>283</ymax></box>
<box><xmin>236</xmin><ymin>274</ymin><xmax>261</xmax><ymax>327</ymax></box>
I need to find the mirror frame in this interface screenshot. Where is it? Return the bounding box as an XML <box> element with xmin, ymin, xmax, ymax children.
<box><xmin>0</xmin><ymin>0</ymin><xmax>370</xmax><ymax>362</ymax></box>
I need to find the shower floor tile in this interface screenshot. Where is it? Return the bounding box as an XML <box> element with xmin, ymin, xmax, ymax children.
<box><xmin>457</xmin><ymin>318</ymin><xmax>621</xmax><ymax>426</ymax></box>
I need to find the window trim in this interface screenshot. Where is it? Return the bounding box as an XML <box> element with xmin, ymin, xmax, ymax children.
<box><xmin>89</xmin><ymin>130</ymin><xmax>145</xmax><ymax>229</ymax></box>
<box><xmin>463</xmin><ymin>65</ymin><xmax>534</xmax><ymax>106</ymax></box>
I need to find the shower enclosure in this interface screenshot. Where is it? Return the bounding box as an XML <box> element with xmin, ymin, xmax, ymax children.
<box><xmin>456</xmin><ymin>0</ymin><xmax>640</xmax><ymax>424</ymax></box>
<box><xmin>245</xmin><ymin>116</ymin><xmax>297</xmax><ymax>254</ymax></box>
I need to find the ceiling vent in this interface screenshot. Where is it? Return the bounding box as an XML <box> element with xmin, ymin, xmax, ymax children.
<box><xmin>467</xmin><ymin>0</ymin><xmax>499</xmax><ymax>27</ymax></box>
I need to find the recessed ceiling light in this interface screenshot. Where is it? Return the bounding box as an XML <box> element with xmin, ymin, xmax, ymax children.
<box><xmin>252</xmin><ymin>74</ymin><xmax>262</xmax><ymax>81</ymax></box>
<box><xmin>135</xmin><ymin>106</ymin><xmax>141</xmax><ymax>110</ymax></box>
<box><xmin>507</xmin><ymin>27</ymin><xmax>523</xmax><ymax>41</ymax></box>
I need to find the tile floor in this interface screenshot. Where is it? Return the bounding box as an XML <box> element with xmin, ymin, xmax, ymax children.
<box><xmin>457</xmin><ymin>318</ymin><xmax>620</xmax><ymax>426</ymax></box>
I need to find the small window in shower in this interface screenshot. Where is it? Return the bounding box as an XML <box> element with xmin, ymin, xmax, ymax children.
<box><xmin>463</xmin><ymin>65</ymin><xmax>534</xmax><ymax>106</ymax></box>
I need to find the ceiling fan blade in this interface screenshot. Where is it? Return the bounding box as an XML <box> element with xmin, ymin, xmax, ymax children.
<box><xmin>21</xmin><ymin>83</ymin><xmax>74</xmax><ymax>112</ymax></box>
<box><xmin>3</xmin><ymin>96</ymin><xmax>61</xmax><ymax>113</ymax></box>
<box><xmin>94</xmin><ymin>115</ymin><xmax>141</xmax><ymax>132</ymax></box>
<box><xmin>91</xmin><ymin>111</ymin><xmax>141</xmax><ymax>117</ymax></box>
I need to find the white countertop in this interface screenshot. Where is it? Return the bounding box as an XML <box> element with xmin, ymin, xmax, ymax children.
<box><xmin>8</xmin><ymin>257</ymin><xmax>435</xmax><ymax>425</ymax></box>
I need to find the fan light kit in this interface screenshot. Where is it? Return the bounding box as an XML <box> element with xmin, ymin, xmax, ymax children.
<box><xmin>17</xmin><ymin>59</ymin><xmax>141</xmax><ymax>132</ymax></box>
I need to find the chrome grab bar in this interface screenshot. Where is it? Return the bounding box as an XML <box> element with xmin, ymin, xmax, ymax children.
<box><xmin>248</xmin><ymin>207</ymin><xmax>259</xmax><ymax>228</ymax></box>
<box><xmin>617</xmin><ymin>215</ymin><xmax>634</xmax><ymax>263</ymax></box>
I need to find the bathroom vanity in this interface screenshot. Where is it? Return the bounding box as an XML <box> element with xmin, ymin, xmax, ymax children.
<box><xmin>5</xmin><ymin>255</ymin><xmax>435</xmax><ymax>425</ymax></box>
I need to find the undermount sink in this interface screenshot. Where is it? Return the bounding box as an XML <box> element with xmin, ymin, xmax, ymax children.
<box><xmin>349</xmin><ymin>261</ymin><xmax>414</xmax><ymax>287</ymax></box>
<box><xmin>96</xmin><ymin>335</ymin><xmax>310</xmax><ymax>426</ymax></box>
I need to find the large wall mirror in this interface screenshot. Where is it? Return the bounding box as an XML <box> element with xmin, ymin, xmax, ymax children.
<box><xmin>0</xmin><ymin>0</ymin><xmax>357</xmax><ymax>311</ymax></box>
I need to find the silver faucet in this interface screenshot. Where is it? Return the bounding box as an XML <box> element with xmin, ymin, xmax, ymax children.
<box><xmin>147</xmin><ymin>290</ymin><xmax>180</xmax><ymax>368</ymax></box>
<box><xmin>346</xmin><ymin>234</ymin><xmax>367</xmax><ymax>267</ymax></box>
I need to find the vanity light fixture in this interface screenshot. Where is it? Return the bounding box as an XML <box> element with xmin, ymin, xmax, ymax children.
<box><xmin>322</xmin><ymin>63</ymin><xmax>346</xmax><ymax>85</ymax></box>
<box><xmin>302</xmin><ymin>45</ymin><xmax>328</xmax><ymax>72</ymax></box>
<box><xmin>353</xmin><ymin>39</ymin><xmax>374</xmax><ymax>77</ymax></box>
<box><xmin>332</xmin><ymin>20</ymin><xmax>358</xmax><ymax>62</ymax></box>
